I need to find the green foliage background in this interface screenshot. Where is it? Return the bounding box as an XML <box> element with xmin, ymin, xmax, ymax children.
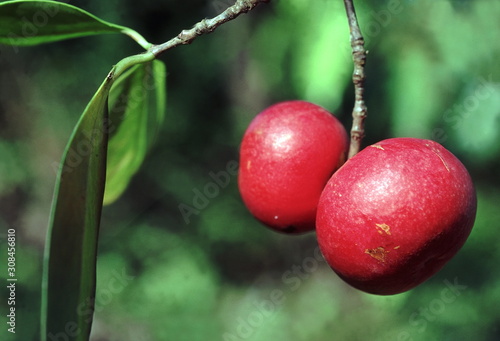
<box><xmin>1</xmin><ymin>0</ymin><xmax>499</xmax><ymax>340</ymax></box>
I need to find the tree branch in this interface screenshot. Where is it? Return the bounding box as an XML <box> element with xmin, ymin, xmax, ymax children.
<box><xmin>149</xmin><ymin>0</ymin><xmax>269</xmax><ymax>58</ymax></box>
<box><xmin>343</xmin><ymin>0</ymin><xmax>367</xmax><ymax>159</ymax></box>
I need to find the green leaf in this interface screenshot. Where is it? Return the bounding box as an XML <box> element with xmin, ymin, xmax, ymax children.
<box><xmin>40</xmin><ymin>73</ymin><xmax>112</xmax><ymax>341</ymax></box>
<box><xmin>103</xmin><ymin>59</ymin><xmax>166</xmax><ymax>205</ymax></box>
<box><xmin>0</xmin><ymin>0</ymin><xmax>151</xmax><ymax>48</ymax></box>
<box><xmin>40</xmin><ymin>52</ymin><xmax>156</xmax><ymax>341</ymax></box>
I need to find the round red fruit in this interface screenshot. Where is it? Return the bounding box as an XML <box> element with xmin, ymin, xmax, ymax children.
<box><xmin>238</xmin><ymin>100</ymin><xmax>349</xmax><ymax>233</ymax></box>
<box><xmin>316</xmin><ymin>138</ymin><xmax>477</xmax><ymax>295</ymax></box>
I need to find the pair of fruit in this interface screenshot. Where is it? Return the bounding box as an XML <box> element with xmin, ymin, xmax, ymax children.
<box><xmin>238</xmin><ymin>101</ymin><xmax>477</xmax><ymax>295</ymax></box>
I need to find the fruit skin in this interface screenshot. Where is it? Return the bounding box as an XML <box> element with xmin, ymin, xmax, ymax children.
<box><xmin>316</xmin><ymin>138</ymin><xmax>477</xmax><ymax>295</ymax></box>
<box><xmin>238</xmin><ymin>100</ymin><xmax>349</xmax><ymax>233</ymax></box>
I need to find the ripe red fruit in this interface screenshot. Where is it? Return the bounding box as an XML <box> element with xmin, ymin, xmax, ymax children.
<box><xmin>316</xmin><ymin>138</ymin><xmax>477</xmax><ymax>295</ymax></box>
<box><xmin>238</xmin><ymin>100</ymin><xmax>349</xmax><ymax>233</ymax></box>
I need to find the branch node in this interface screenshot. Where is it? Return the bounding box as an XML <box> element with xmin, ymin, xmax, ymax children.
<box><xmin>344</xmin><ymin>0</ymin><xmax>368</xmax><ymax>159</ymax></box>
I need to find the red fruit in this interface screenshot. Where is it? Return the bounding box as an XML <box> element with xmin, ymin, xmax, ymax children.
<box><xmin>238</xmin><ymin>100</ymin><xmax>349</xmax><ymax>233</ymax></box>
<box><xmin>316</xmin><ymin>138</ymin><xmax>477</xmax><ymax>295</ymax></box>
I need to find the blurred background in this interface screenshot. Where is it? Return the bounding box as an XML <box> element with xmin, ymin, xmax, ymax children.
<box><xmin>1</xmin><ymin>0</ymin><xmax>499</xmax><ymax>340</ymax></box>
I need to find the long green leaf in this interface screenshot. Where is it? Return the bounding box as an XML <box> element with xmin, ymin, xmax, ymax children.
<box><xmin>0</xmin><ymin>0</ymin><xmax>150</xmax><ymax>48</ymax></box>
<box><xmin>41</xmin><ymin>74</ymin><xmax>112</xmax><ymax>341</ymax></box>
<box><xmin>40</xmin><ymin>52</ymin><xmax>156</xmax><ymax>341</ymax></box>
<box><xmin>104</xmin><ymin>60</ymin><xmax>166</xmax><ymax>205</ymax></box>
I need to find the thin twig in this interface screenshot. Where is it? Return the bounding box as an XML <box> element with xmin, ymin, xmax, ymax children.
<box><xmin>343</xmin><ymin>0</ymin><xmax>367</xmax><ymax>159</ymax></box>
<box><xmin>150</xmin><ymin>0</ymin><xmax>269</xmax><ymax>58</ymax></box>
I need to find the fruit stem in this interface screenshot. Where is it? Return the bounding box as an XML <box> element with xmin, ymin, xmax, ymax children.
<box><xmin>343</xmin><ymin>0</ymin><xmax>368</xmax><ymax>159</ymax></box>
